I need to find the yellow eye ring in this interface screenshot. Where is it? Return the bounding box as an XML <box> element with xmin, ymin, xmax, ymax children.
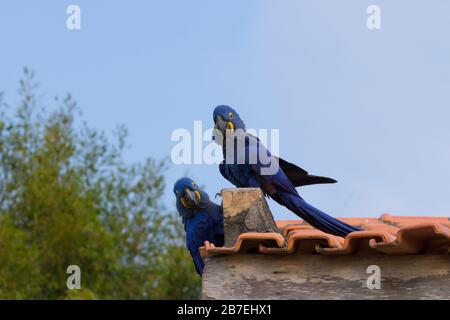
<box><xmin>229</xmin><ymin>112</ymin><xmax>233</xmax><ymax>119</ymax></box>
<box><xmin>192</xmin><ymin>181</ymin><xmax>195</xmax><ymax>187</ymax></box>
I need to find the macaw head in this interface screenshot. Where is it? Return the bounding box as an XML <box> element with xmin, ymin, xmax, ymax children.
<box><xmin>213</xmin><ymin>105</ymin><xmax>246</xmax><ymax>142</ymax></box>
<box><xmin>173</xmin><ymin>177</ymin><xmax>210</xmax><ymax>223</ymax></box>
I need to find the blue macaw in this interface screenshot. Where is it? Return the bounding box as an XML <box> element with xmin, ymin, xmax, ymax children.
<box><xmin>173</xmin><ymin>177</ymin><xmax>224</xmax><ymax>275</ymax></box>
<box><xmin>212</xmin><ymin>105</ymin><xmax>360</xmax><ymax>237</ymax></box>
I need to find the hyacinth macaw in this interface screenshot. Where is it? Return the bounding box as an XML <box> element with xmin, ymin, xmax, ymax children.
<box><xmin>173</xmin><ymin>177</ymin><xmax>224</xmax><ymax>275</ymax></box>
<box><xmin>212</xmin><ymin>105</ymin><xmax>360</xmax><ymax>237</ymax></box>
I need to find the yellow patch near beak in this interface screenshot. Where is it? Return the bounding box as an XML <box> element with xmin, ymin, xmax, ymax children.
<box><xmin>180</xmin><ymin>190</ymin><xmax>202</xmax><ymax>208</ymax></box>
<box><xmin>195</xmin><ymin>190</ymin><xmax>201</xmax><ymax>202</ymax></box>
<box><xmin>227</xmin><ymin>121</ymin><xmax>234</xmax><ymax>131</ymax></box>
<box><xmin>180</xmin><ymin>197</ymin><xmax>190</xmax><ymax>208</ymax></box>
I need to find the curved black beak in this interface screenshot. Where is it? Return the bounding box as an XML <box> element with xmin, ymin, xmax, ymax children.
<box><xmin>183</xmin><ymin>188</ymin><xmax>200</xmax><ymax>208</ymax></box>
<box><xmin>214</xmin><ymin>115</ymin><xmax>228</xmax><ymax>133</ymax></box>
<box><xmin>213</xmin><ymin>115</ymin><xmax>227</xmax><ymax>144</ymax></box>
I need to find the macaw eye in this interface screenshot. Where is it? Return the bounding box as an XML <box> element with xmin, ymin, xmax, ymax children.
<box><xmin>192</xmin><ymin>181</ymin><xmax>195</xmax><ymax>187</ymax></box>
<box><xmin>229</xmin><ymin>112</ymin><xmax>233</xmax><ymax>119</ymax></box>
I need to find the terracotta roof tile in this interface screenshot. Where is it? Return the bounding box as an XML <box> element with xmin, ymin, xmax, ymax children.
<box><xmin>372</xmin><ymin>223</ymin><xmax>450</xmax><ymax>254</ymax></box>
<box><xmin>201</xmin><ymin>214</ymin><xmax>450</xmax><ymax>256</ymax></box>
<box><xmin>259</xmin><ymin>230</ymin><xmax>344</xmax><ymax>254</ymax></box>
<box><xmin>316</xmin><ymin>230</ymin><xmax>395</xmax><ymax>255</ymax></box>
<box><xmin>380</xmin><ymin>213</ymin><xmax>450</xmax><ymax>227</ymax></box>
<box><xmin>201</xmin><ymin>232</ymin><xmax>286</xmax><ymax>257</ymax></box>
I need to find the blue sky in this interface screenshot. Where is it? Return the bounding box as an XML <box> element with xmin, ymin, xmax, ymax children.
<box><xmin>1</xmin><ymin>1</ymin><xmax>449</xmax><ymax>219</ymax></box>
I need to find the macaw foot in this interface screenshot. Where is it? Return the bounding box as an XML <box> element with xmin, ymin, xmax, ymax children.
<box><xmin>215</xmin><ymin>189</ymin><xmax>225</xmax><ymax>199</ymax></box>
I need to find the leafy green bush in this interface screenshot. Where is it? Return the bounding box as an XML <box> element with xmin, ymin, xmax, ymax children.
<box><xmin>0</xmin><ymin>68</ymin><xmax>200</xmax><ymax>299</ymax></box>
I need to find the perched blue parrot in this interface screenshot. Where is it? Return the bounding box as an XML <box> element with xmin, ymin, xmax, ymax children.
<box><xmin>173</xmin><ymin>177</ymin><xmax>224</xmax><ymax>275</ymax></box>
<box><xmin>212</xmin><ymin>105</ymin><xmax>360</xmax><ymax>237</ymax></box>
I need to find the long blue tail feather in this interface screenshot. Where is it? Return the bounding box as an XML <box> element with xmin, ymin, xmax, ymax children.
<box><xmin>272</xmin><ymin>191</ymin><xmax>360</xmax><ymax>237</ymax></box>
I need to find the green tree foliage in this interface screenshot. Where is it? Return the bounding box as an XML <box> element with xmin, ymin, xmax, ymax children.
<box><xmin>0</xmin><ymin>68</ymin><xmax>200</xmax><ymax>299</ymax></box>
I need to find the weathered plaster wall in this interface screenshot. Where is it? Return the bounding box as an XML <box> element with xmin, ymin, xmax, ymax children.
<box><xmin>202</xmin><ymin>254</ymin><xmax>450</xmax><ymax>299</ymax></box>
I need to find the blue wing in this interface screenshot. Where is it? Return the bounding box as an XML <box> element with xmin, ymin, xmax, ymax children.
<box><xmin>186</xmin><ymin>213</ymin><xmax>212</xmax><ymax>275</ymax></box>
<box><xmin>189</xmin><ymin>248</ymin><xmax>204</xmax><ymax>275</ymax></box>
<box><xmin>205</xmin><ymin>202</ymin><xmax>225</xmax><ymax>247</ymax></box>
<box><xmin>220</xmin><ymin>133</ymin><xmax>359</xmax><ymax>237</ymax></box>
<box><xmin>222</xmin><ymin>133</ymin><xmax>298</xmax><ymax>197</ymax></box>
<box><xmin>219</xmin><ymin>160</ymin><xmax>252</xmax><ymax>188</ymax></box>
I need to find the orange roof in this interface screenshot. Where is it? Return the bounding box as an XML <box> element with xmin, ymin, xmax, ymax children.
<box><xmin>200</xmin><ymin>214</ymin><xmax>450</xmax><ymax>256</ymax></box>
